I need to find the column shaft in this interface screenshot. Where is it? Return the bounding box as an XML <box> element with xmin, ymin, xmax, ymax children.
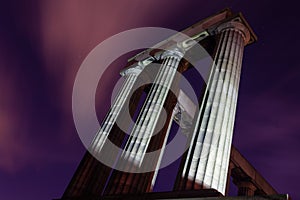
<box><xmin>105</xmin><ymin>49</ymin><xmax>183</xmax><ymax>195</ymax></box>
<box><xmin>62</xmin><ymin>65</ymin><xmax>144</xmax><ymax>198</ymax></box>
<box><xmin>123</xmin><ymin>51</ymin><xmax>182</xmax><ymax>165</ymax></box>
<box><xmin>218</xmin><ymin>30</ymin><xmax>244</xmax><ymax>192</ymax></box>
<box><xmin>175</xmin><ymin>21</ymin><xmax>250</xmax><ymax>195</ymax></box>
<box><xmin>91</xmin><ymin>71</ymin><xmax>140</xmax><ymax>154</ymax></box>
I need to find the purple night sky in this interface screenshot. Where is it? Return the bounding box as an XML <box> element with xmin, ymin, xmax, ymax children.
<box><xmin>0</xmin><ymin>1</ymin><xmax>299</xmax><ymax>199</ymax></box>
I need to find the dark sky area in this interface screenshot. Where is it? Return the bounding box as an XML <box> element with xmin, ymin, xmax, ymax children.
<box><xmin>0</xmin><ymin>1</ymin><xmax>299</xmax><ymax>200</ymax></box>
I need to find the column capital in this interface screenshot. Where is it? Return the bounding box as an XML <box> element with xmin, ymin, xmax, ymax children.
<box><xmin>216</xmin><ymin>21</ymin><xmax>250</xmax><ymax>45</ymax></box>
<box><xmin>120</xmin><ymin>62</ymin><xmax>145</xmax><ymax>77</ymax></box>
<box><xmin>161</xmin><ymin>47</ymin><xmax>185</xmax><ymax>60</ymax></box>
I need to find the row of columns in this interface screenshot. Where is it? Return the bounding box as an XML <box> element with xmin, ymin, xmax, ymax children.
<box><xmin>64</xmin><ymin>46</ymin><xmax>186</xmax><ymax>198</ymax></box>
<box><xmin>63</xmin><ymin>20</ymin><xmax>252</xmax><ymax>199</ymax></box>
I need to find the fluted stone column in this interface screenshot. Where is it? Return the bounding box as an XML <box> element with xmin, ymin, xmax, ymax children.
<box><xmin>105</xmin><ymin>48</ymin><xmax>184</xmax><ymax>195</ymax></box>
<box><xmin>62</xmin><ymin>64</ymin><xmax>146</xmax><ymax>198</ymax></box>
<box><xmin>122</xmin><ymin>48</ymin><xmax>184</xmax><ymax>165</ymax></box>
<box><xmin>175</xmin><ymin>21</ymin><xmax>250</xmax><ymax>195</ymax></box>
<box><xmin>90</xmin><ymin>64</ymin><xmax>146</xmax><ymax>154</ymax></box>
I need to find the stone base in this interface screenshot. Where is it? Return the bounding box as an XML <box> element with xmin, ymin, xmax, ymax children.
<box><xmin>55</xmin><ymin>190</ymin><xmax>289</xmax><ymax>200</ymax></box>
<box><xmin>101</xmin><ymin>192</ymin><xmax>289</xmax><ymax>200</ymax></box>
